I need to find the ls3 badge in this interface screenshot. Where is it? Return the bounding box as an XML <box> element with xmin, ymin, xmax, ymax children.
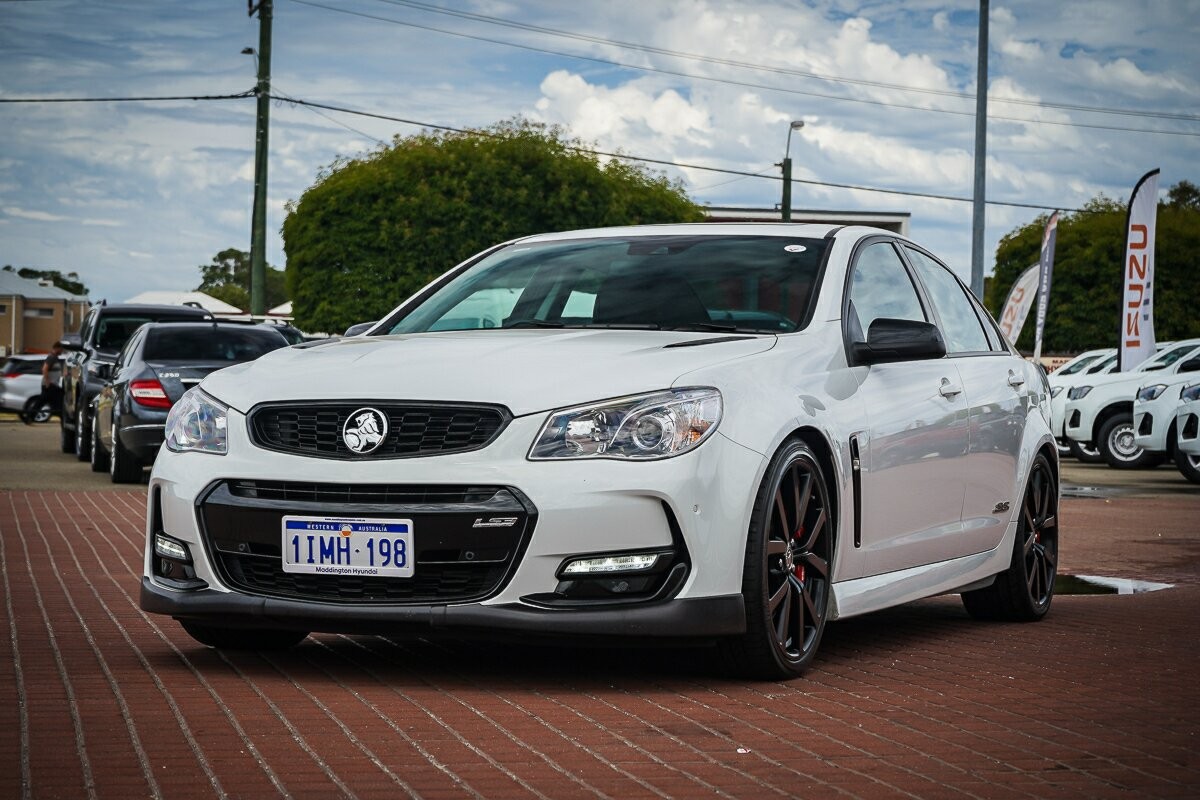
<box><xmin>472</xmin><ymin>517</ymin><xmax>518</xmax><ymax>528</ymax></box>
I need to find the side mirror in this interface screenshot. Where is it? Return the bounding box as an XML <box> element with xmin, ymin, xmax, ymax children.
<box><xmin>59</xmin><ymin>334</ymin><xmax>83</xmax><ymax>351</ymax></box>
<box><xmin>94</xmin><ymin>363</ymin><xmax>113</xmax><ymax>381</ymax></box>
<box><xmin>343</xmin><ymin>321</ymin><xmax>378</xmax><ymax>337</ymax></box>
<box><xmin>852</xmin><ymin>318</ymin><xmax>947</xmax><ymax>365</ymax></box>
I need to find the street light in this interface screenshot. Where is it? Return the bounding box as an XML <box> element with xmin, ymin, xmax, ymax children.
<box><xmin>780</xmin><ymin>120</ymin><xmax>804</xmax><ymax>222</ymax></box>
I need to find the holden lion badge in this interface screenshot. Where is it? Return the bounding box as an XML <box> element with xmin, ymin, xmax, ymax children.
<box><xmin>342</xmin><ymin>408</ymin><xmax>387</xmax><ymax>454</ymax></box>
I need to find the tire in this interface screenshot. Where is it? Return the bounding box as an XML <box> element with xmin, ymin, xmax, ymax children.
<box><xmin>60</xmin><ymin>413</ymin><xmax>76</xmax><ymax>454</ymax></box>
<box><xmin>1066</xmin><ymin>438</ymin><xmax>1104</xmax><ymax>464</ymax></box>
<box><xmin>90</xmin><ymin>422</ymin><xmax>109</xmax><ymax>473</ymax></box>
<box><xmin>180</xmin><ymin>621</ymin><xmax>308</xmax><ymax>650</ymax></box>
<box><xmin>22</xmin><ymin>396</ymin><xmax>52</xmax><ymax>424</ymax></box>
<box><xmin>1097</xmin><ymin>413</ymin><xmax>1158</xmax><ymax>470</ymax></box>
<box><xmin>962</xmin><ymin>452</ymin><xmax>1058</xmax><ymax>621</ymax></box>
<box><xmin>75</xmin><ymin>407</ymin><xmax>91</xmax><ymax>462</ymax></box>
<box><xmin>109</xmin><ymin>420</ymin><xmax>143</xmax><ymax>484</ymax></box>
<box><xmin>1174</xmin><ymin>449</ymin><xmax>1200</xmax><ymax>485</ymax></box>
<box><xmin>719</xmin><ymin>439</ymin><xmax>834</xmax><ymax>680</ymax></box>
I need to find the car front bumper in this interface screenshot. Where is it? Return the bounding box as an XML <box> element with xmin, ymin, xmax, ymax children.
<box><xmin>142</xmin><ymin>409</ymin><xmax>766</xmax><ymax>639</ymax></box>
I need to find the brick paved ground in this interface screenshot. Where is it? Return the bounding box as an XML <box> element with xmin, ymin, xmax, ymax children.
<box><xmin>0</xmin><ymin>487</ymin><xmax>1197</xmax><ymax>800</ymax></box>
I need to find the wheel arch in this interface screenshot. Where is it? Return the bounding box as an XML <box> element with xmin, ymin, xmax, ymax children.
<box><xmin>1091</xmin><ymin>400</ymin><xmax>1132</xmax><ymax>442</ymax></box>
<box><xmin>784</xmin><ymin>425</ymin><xmax>841</xmax><ymax>549</ymax></box>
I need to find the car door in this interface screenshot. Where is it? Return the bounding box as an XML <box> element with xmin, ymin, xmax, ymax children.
<box><xmin>903</xmin><ymin>245</ymin><xmax>1027</xmax><ymax>557</ymax></box>
<box><xmin>843</xmin><ymin>238</ymin><xmax>970</xmax><ymax>577</ymax></box>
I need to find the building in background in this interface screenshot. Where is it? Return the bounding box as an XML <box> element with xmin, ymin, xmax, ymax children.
<box><xmin>124</xmin><ymin>291</ymin><xmax>245</xmax><ymax>318</ymax></box>
<box><xmin>0</xmin><ymin>271</ymin><xmax>90</xmax><ymax>356</ymax></box>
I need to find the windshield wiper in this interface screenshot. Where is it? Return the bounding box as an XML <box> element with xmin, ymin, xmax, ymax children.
<box><xmin>581</xmin><ymin>323</ymin><xmax>662</xmax><ymax>330</ymax></box>
<box><xmin>502</xmin><ymin>319</ymin><xmax>565</xmax><ymax>329</ymax></box>
<box><xmin>667</xmin><ymin>322</ymin><xmax>742</xmax><ymax>333</ymax></box>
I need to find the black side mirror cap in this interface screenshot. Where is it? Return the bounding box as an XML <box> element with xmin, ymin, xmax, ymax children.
<box><xmin>852</xmin><ymin>318</ymin><xmax>947</xmax><ymax>365</ymax></box>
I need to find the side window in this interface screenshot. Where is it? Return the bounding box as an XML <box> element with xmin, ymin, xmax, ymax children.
<box><xmin>847</xmin><ymin>242</ymin><xmax>926</xmax><ymax>342</ymax></box>
<box><xmin>904</xmin><ymin>247</ymin><xmax>990</xmax><ymax>354</ymax></box>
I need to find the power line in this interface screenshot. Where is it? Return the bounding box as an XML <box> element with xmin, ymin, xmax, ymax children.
<box><xmin>0</xmin><ymin>90</ymin><xmax>255</xmax><ymax>103</ymax></box>
<box><xmin>268</xmin><ymin>93</ymin><xmax>1090</xmax><ymax>213</ymax></box>
<box><xmin>369</xmin><ymin>0</ymin><xmax>1200</xmax><ymax>123</ymax></box>
<box><xmin>290</xmin><ymin>0</ymin><xmax>1199</xmax><ymax>137</ymax></box>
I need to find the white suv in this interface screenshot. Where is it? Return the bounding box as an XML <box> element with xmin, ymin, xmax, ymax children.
<box><xmin>1132</xmin><ymin>353</ymin><xmax>1200</xmax><ymax>453</ymax></box>
<box><xmin>1064</xmin><ymin>340</ymin><xmax>1200</xmax><ymax>468</ymax></box>
<box><xmin>1174</xmin><ymin>382</ymin><xmax>1200</xmax><ymax>483</ymax></box>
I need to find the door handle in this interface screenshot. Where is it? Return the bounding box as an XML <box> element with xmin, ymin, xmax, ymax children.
<box><xmin>939</xmin><ymin>377</ymin><xmax>963</xmax><ymax>398</ymax></box>
<box><xmin>1007</xmin><ymin>371</ymin><xmax>1025</xmax><ymax>388</ymax></box>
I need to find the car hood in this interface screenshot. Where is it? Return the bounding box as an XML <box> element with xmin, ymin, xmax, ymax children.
<box><xmin>201</xmin><ymin>330</ymin><xmax>778</xmax><ymax>417</ymax></box>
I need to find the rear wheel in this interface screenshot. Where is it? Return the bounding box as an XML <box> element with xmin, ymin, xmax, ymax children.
<box><xmin>109</xmin><ymin>420</ymin><xmax>142</xmax><ymax>483</ymax></box>
<box><xmin>1066</xmin><ymin>439</ymin><xmax>1104</xmax><ymax>464</ymax></box>
<box><xmin>22</xmin><ymin>396</ymin><xmax>52</xmax><ymax>424</ymax></box>
<box><xmin>962</xmin><ymin>452</ymin><xmax>1058</xmax><ymax>621</ymax></box>
<box><xmin>180</xmin><ymin>621</ymin><xmax>308</xmax><ymax>650</ymax></box>
<box><xmin>75</xmin><ymin>408</ymin><xmax>91</xmax><ymax>462</ymax></box>
<box><xmin>1174</xmin><ymin>449</ymin><xmax>1200</xmax><ymax>485</ymax></box>
<box><xmin>720</xmin><ymin>439</ymin><xmax>833</xmax><ymax>680</ymax></box>
<box><xmin>90</xmin><ymin>422</ymin><xmax>109</xmax><ymax>472</ymax></box>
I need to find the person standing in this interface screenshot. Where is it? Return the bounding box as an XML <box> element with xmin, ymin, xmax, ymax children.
<box><xmin>24</xmin><ymin>342</ymin><xmax>64</xmax><ymax>423</ymax></box>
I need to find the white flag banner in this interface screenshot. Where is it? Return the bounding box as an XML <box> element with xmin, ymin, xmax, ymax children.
<box><xmin>1032</xmin><ymin>211</ymin><xmax>1059</xmax><ymax>363</ymax></box>
<box><xmin>1120</xmin><ymin>169</ymin><xmax>1160</xmax><ymax>371</ymax></box>
<box><xmin>997</xmin><ymin>262</ymin><xmax>1039</xmax><ymax>347</ymax></box>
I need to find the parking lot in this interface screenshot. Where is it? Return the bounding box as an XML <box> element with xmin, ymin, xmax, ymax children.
<box><xmin>1</xmin><ymin>415</ymin><xmax>1197</xmax><ymax>799</ymax></box>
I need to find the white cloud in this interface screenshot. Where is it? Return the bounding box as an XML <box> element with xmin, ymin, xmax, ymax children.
<box><xmin>3</xmin><ymin>207</ymin><xmax>69</xmax><ymax>222</ymax></box>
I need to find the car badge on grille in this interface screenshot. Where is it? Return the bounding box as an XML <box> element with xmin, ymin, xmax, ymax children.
<box><xmin>342</xmin><ymin>408</ymin><xmax>388</xmax><ymax>454</ymax></box>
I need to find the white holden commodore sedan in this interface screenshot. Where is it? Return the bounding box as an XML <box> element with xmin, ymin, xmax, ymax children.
<box><xmin>141</xmin><ymin>224</ymin><xmax>1058</xmax><ymax>679</ymax></box>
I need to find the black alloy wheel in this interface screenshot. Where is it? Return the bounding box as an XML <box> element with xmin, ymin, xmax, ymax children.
<box><xmin>963</xmin><ymin>452</ymin><xmax>1058</xmax><ymax>621</ymax></box>
<box><xmin>722</xmin><ymin>439</ymin><xmax>833</xmax><ymax>680</ymax></box>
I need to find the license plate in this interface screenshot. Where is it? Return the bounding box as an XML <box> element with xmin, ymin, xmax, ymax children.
<box><xmin>281</xmin><ymin>516</ymin><xmax>414</xmax><ymax>578</ymax></box>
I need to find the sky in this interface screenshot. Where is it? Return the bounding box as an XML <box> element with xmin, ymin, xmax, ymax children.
<box><xmin>2</xmin><ymin>0</ymin><xmax>1198</xmax><ymax>306</ymax></box>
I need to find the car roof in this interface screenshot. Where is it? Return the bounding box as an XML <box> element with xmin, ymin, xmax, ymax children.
<box><xmin>94</xmin><ymin>303</ymin><xmax>212</xmax><ymax>316</ymax></box>
<box><xmin>511</xmin><ymin>222</ymin><xmax>849</xmax><ymax>244</ymax></box>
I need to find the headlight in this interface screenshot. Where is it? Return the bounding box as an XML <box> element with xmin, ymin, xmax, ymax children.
<box><xmin>1067</xmin><ymin>386</ymin><xmax>1092</xmax><ymax>400</ymax></box>
<box><xmin>1049</xmin><ymin>386</ymin><xmax>1064</xmax><ymax>398</ymax></box>
<box><xmin>164</xmin><ymin>388</ymin><xmax>228</xmax><ymax>455</ymax></box>
<box><xmin>1137</xmin><ymin>384</ymin><xmax>1167</xmax><ymax>402</ymax></box>
<box><xmin>1182</xmin><ymin>384</ymin><xmax>1200</xmax><ymax>402</ymax></box>
<box><xmin>529</xmin><ymin>388</ymin><xmax>722</xmax><ymax>460</ymax></box>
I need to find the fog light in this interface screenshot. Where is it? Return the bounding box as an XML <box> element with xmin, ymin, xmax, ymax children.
<box><xmin>561</xmin><ymin>553</ymin><xmax>659</xmax><ymax>575</ymax></box>
<box><xmin>154</xmin><ymin>533</ymin><xmax>191</xmax><ymax>563</ymax></box>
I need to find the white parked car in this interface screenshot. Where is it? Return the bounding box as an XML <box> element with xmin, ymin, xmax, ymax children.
<box><xmin>1048</xmin><ymin>349</ymin><xmax>1116</xmax><ymax>462</ymax></box>
<box><xmin>1064</xmin><ymin>340</ymin><xmax>1200</xmax><ymax>469</ymax></box>
<box><xmin>140</xmin><ymin>224</ymin><xmax>1058</xmax><ymax>679</ymax></box>
<box><xmin>1173</xmin><ymin>382</ymin><xmax>1200</xmax><ymax>483</ymax></box>
<box><xmin>1133</xmin><ymin>352</ymin><xmax>1200</xmax><ymax>454</ymax></box>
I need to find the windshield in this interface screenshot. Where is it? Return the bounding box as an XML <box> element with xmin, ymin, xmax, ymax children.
<box><xmin>144</xmin><ymin>327</ymin><xmax>287</xmax><ymax>361</ymax></box>
<box><xmin>382</xmin><ymin>235</ymin><xmax>830</xmax><ymax>335</ymax></box>
<box><xmin>1057</xmin><ymin>353</ymin><xmax>1103</xmax><ymax>376</ymax></box>
<box><xmin>1136</xmin><ymin>342</ymin><xmax>1200</xmax><ymax>371</ymax></box>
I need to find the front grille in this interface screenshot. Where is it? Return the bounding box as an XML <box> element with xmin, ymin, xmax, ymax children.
<box><xmin>248</xmin><ymin>402</ymin><xmax>510</xmax><ymax>459</ymax></box>
<box><xmin>199</xmin><ymin>480</ymin><xmax>535</xmax><ymax>605</ymax></box>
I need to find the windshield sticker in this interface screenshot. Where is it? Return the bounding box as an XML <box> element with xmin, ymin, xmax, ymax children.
<box><xmin>784</xmin><ymin>244</ymin><xmax>807</xmax><ymax>253</ymax></box>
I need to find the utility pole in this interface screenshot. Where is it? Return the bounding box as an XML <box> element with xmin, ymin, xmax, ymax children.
<box><xmin>780</xmin><ymin>120</ymin><xmax>804</xmax><ymax>223</ymax></box>
<box><xmin>969</xmin><ymin>0</ymin><xmax>989</xmax><ymax>298</ymax></box>
<box><xmin>249</xmin><ymin>0</ymin><xmax>273</xmax><ymax>318</ymax></box>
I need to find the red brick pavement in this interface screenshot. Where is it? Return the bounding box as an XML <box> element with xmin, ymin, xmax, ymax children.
<box><xmin>0</xmin><ymin>488</ymin><xmax>1197</xmax><ymax>799</ymax></box>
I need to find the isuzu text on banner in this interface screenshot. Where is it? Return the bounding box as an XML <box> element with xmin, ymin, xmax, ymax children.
<box><xmin>998</xmin><ymin>263</ymin><xmax>1039</xmax><ymax>347</ymax></box>
<box><xmin>1120</xmin><ymin>169</ymin><xmax>1160</xmax><ymax>371</ymax></box>
<box><xmin>1032</xmin><ymin>212</ymin><xmax>1058</xmax><ymax>363</ymax></box>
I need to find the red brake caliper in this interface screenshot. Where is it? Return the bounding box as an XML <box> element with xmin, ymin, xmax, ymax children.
<box><xmin>793</xmin><ymin>524</ymin><xmax>806</xmax><ymax>581</ymax></box>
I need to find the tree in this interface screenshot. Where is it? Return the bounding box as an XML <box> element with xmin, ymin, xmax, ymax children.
<box><xmin>2</xmin><ymin>265</ymin><xmax>88</xmax><ymax>296</ymax></box>
<box><xmin>282</xmin><ymin>119</ymin><xmax>704</xmax><ymax>333</ymax></box>
<box><xmin>987</xmin><ymin>182</ymin><xmax>1200</xmax><ymax>354</ymax></box>
<box><xmin>195</xmin><ymin>248</ymin><xmax>287</xmax><ymax>311</ymax></box>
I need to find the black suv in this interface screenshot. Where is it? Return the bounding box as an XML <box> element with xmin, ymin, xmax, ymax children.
<box><xmin>60</xmin><ymin>302</ymin><xmax>212</xmax><ymax>459</ymax></box>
